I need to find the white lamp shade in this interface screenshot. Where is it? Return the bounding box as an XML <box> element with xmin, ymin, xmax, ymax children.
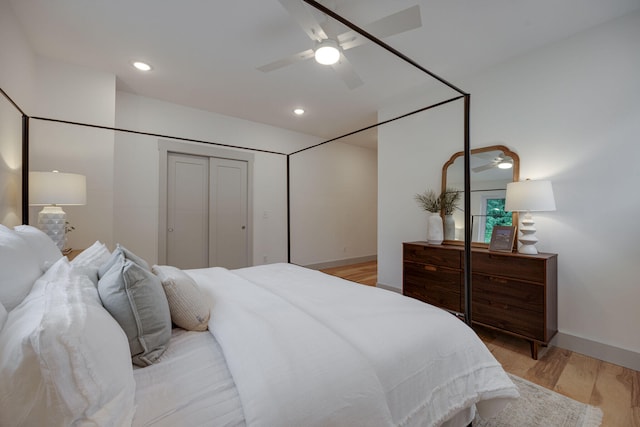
<box><xmin>29</xmin><ymin>171</ymin><xmax>87</xmax><ymax>206</ymax></box>
<box><xmin>505</xmin><ymin>180</ymin><xmax>556</xmax><ymax>212</ymax></box>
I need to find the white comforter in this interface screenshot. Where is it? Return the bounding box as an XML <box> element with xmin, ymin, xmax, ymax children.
<box><xmin>187</xmin><ymin>263</ymin><xmax>518</xmax><ymax>427</ymax></box>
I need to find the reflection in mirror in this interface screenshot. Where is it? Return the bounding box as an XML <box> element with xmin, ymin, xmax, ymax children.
<box><xmin>441</xmin><ymin>145</ymin><xmax>519</xmax><ymax>246</ymax></box>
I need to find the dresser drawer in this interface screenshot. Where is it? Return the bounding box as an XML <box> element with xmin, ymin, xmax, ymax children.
<box><xmin>403</xmin><ymin>244</ymin><xmax>461</xmax><ymax>269</ymax></box>
<box><xmin>472</xmin><ymin>251</ymin><xmax>545</xmax><ymax>283</ymax></box>
<box><xmin>403</xmin><ymin>262</ymin><xmax>461</xmax><ymax>312</ymax></box>
<box><xmin>472</xmin><ymin>273</ymin><xmax>544</xmax><ymax>340</ymax></box>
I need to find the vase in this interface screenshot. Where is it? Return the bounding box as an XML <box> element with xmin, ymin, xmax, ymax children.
<box><xmin>444</xmin><ymin>214</ymin><xmax>455</xmax><ymax>241</ymax></box>
<box><xmin>427</xmin><ymin>212</ymin><xmax>443</xmax><ymax>245</ymax></box>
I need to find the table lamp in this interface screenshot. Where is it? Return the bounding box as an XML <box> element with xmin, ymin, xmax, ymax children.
<box><xmin>29</xmin><ymin>170</ymin><xmax>86</xmax><ymax>250</ymax></box>
<box><xmin>505</xmin><ymin>179</ymin><xmax>556</xmax><ymax>255</ymax></box>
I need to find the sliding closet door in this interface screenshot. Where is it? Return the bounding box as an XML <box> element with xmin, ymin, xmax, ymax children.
<box><xmin>209</xmin><ymin>158</ymin><xmax>248</xmax><ymax>269</ymax></box>
<box><xmin>167</xmin><ymin>153</ymin><xmax>209</xmax><ymax>269</ymax></box>
<box><xmin>166</xmin><ymin>152</ymin><xmax>249</xmax><ymax>269</ymax></box>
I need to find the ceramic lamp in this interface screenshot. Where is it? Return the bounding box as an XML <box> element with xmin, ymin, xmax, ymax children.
<box><xmin>29</xmin><ymin>171</ymin><xmax>86</xmax><ymax>250</ymax></box>
<box><xmin>505</xmin><ymin>180</ymin><xmax>556</xmax><ymax>255</ymax></box>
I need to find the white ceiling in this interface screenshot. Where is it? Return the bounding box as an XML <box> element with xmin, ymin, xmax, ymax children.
<box><xmin>8</xmin><ymin>0</ymin><xmax>639</xmax><ymax>148</ymax></box>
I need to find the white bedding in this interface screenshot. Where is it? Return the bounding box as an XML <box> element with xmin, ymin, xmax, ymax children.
<box><xmin>182</xmin><ymin>263</ymin><xmax>518</xmax><ymax>427</ymax></box>
<box><xmin>133</xmin><ymin>328</ymin><xmax>245</xmax><ymax>427</ymax></box>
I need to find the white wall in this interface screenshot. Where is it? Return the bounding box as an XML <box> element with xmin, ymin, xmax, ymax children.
<box><xmin>378</xmin><ymin>11</ymin><xmax>640</xmax><ymax>365</ymax></box>
<box><xmin>114</xmin><ymin>92</ymin><xmax>379</xmax><ymax>267</ymax></box>
<box><xmin>0</xmin><ymin>0</ymin><xmax>36</xmax><ymax>227</ymax></box>
<box><xmin>113</xmin><ymin>92</ymin><xmax>317</xmax><ymax>265</ymax></box>
<box><xmin>28</xmin><ymin>58</ymin><xmax>116</xmax><ymax>251</ymax></box>
<box><xmin>290</xmin><ymin>141</ymin><xmax>378</xmax><ymax>266</ymax></box>
<box><xmin>0</xmin><ymin>0</ymin><xmax>36</xmax><ymax>113</ymax></box>
<box><xmin>378</xmin><ymin>97</ymin><xmax>464</xmax><ymax>288</ymax></box>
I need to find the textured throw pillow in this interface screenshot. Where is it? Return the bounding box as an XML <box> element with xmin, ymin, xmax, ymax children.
<box><xmin>0</xmin><ymin>225</ymin><xmax>43</xmax><ymax>311</ymax></box>
<box><xmin>152</xmin><ymin>265</ymin><xmax>211</xmax><ymax>331</ymax></box>
<box><xmin>98</xmin><ymin>255</ymin><xmax>171</xmax><ymax>366</ymax></box>
<box><xmin>0</xmin><ymin>261</ymin><xmax>136</xmax><ymax>426</ymax></box>
<box><xmin>98</xmin><ymin>244</ymin><xmax>150</xmax><ymax>278</ymax></box>
<box><xmin>13</xmin><ymin>225</ymin><xmax>62</xmax><ymax>272</ymax></box>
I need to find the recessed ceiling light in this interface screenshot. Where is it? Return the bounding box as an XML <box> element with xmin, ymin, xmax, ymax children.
<box><xmin>133</xmin><ymin>61</ymin><xmax>152</xmax><ymax>71</ymax></box>
<box><xmin>293</xmin><ymin>108</ymin><xmax>305</xmax><ymax>115</ymax></box>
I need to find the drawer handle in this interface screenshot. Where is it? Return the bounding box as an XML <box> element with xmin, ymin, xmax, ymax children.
<box><xmin>423</xmin><ymin>265</ymin><xmax>437</xmax><ymax>272</ymax></box>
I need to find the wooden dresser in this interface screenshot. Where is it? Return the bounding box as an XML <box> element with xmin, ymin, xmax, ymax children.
<box><xmin>403</xmin><ymin>242</ymin><xmax>557</xmax><ymax>359</ymax></box>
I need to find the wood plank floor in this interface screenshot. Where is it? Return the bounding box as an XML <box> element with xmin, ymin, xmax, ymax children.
<box><xmin>320</xmin><ymin>261</ymin><xmax>640</xmax><ymax>427</ymax></box>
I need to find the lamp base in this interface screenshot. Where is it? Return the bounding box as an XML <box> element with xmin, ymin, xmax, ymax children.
<box><xmin>517</xmin><ymin>211</ymin><xmax>539</xmax><ymax>255</ymax></box>
<box><xmin>37</xmin><ymin>206</ymin><xmax>66</xmax><ymax>251</ymax></box>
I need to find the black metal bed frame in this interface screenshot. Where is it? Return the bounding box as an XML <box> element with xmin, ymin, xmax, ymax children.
<box><xmin>2</xmin><ymin>0</ymin><xmax>473</xmax><ymax>328</ymax></box>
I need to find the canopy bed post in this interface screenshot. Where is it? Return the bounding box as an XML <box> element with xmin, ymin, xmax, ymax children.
<box><xmin>287</xmin><ymin>154</ymin><xmax>291</xmax><ymax>263</ymax></box>
<box><xmin>21</xmin><ymin>115</ymin><xmax>29</xmax><ymax>225</ymax></box>
<box><xmin>303</xmin><ymin>0</ymin><xmax>473</xmax><ymax>324</ymax></box>
<box><xmin>463</xmin><ymin>94</ymin><xmax>472</xmax><ymax>326</ymax></box>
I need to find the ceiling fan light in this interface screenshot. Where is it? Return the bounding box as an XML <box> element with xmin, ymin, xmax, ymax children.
<box><xmin>314</xmin><ymin>40</ymin><xmax>340</xmax><ymax>65</ymax></box>
<box><xmin>498</xmin><ymin>160</ymin><xmax>513</xmax><ymax>169</ymax></box>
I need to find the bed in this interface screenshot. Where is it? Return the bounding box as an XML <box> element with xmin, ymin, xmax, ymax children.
<box><xmin>0</xmin><ymin>224</ymin><xmax>518</xmax><ymax>427</ymax></box>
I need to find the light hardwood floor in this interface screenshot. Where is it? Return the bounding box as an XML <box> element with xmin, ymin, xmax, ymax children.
<box><xmin>320</xmin><ymin>261</ymin><xmax>640</xmax><ymax>427</ymax></box>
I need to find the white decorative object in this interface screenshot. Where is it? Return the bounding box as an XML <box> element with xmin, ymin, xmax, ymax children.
<box><xmin>29</xmin><ymin>171</ymin><xmax>86</xmax><ymax>250</ymax></box>
<box><xmin>505</xmin><ymin>180</ymin><xmax>556</xmax><ymax>255</ymax></box>
<box><xmin>444</xmin><ymin>214</ymin><xmax>456</xmax><ymax>240</ymax></box>
<box><xmin>427</xmin><ymin>212</ymin><xmax>444</xmax><ymax>245</ymax></box>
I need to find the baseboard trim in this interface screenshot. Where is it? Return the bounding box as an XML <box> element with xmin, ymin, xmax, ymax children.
<box><xmin>553</xmin><ymin>332</ymin><xmax>640</xmax><ymax>371</ymax></box>
<box><xmin>304</xmin><ymin>255</ymin><xmax>377</xmax><ymax>271</ymax></box>
<box><xmin>376</xmin><ymin>283</ymin><xmax>401</xmax><ymax>293</ymax></box>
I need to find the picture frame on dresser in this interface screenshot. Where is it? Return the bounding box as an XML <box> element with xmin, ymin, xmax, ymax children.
<box><xmin>488</xmin><ymin>226</ymin><xmax>516</xmax><ymax>252</ymax></box>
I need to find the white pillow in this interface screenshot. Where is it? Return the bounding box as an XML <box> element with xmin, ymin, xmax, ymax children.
<box><xmin>70</xmin><ymin>241</ymin><xmax>112</xmax><ymax>286</ymax></box>
<box><xmin>13</xmin><ymin>225</ymin><xmax>62</xmax><ymax>272</ymax></box>
<box><xmin>0</xmin><ymin>225</ymin><xmax>43</xmax><ymax>311</ymax></box>
<box><xmin>0</xmin><ymin>258</ymin><xmax>136</xmax><ymax>426</ymax></box>
<box><xmin>152</xmin><ymin>265</ymin><xmax>211</xmax><ymax>331</ymax></box>
<box><xmin>70</xmin><ymin>240</ymin><xmax>111</xmax><ymax>269</ymax></box>
<box><xmin>0</xmin><ymin>301</ymin><xmax>6</xmax><ymax>331</ymax></box>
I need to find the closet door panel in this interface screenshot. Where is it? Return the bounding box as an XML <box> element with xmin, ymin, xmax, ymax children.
<box><xmin>167</xmin><ymin>153</ymin><xmax>209</xmax><ymax>269</ymax></box>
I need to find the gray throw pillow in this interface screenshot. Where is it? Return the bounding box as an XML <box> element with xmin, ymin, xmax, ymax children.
<box><xmin>98</xmin><ymin>254</ymin><xmax>171</xmax><ymax>366</ymax></box>
<box><xmin>98</xmin><ymin>244</ymin><xmax>150</xmax><ymax>279</ymax></box>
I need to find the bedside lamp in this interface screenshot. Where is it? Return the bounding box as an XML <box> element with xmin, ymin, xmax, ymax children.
<box><xmin>505</xmin><ymin>179</ymin><xmax>556</xmax><ymax>255</ymax></box>
<box><xmin>29</xmin><ymin>171</ymin><xmax>86</xmax><ymax>250</ymax></box>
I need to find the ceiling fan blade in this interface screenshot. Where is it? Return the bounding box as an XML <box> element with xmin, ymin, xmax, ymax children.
<box><xmin>278</xmin><ymin>0</ymin><xmax>327</xmax><ymax>42</ymax></box>
<box><xmin>365</xmin><ymin>5</ymin><xmax>422</xmax><ymax>39</ymax></box>
<box><xmin>257</xmin><ymin>48</ymin><xmax>315</xmax><ymax>72</ymax></box>
<box><xmin>331</xmin><ymin>55</ymin><xmax>363</xmax><ymax>90</ymax></box>
<box><xmin>338</xmin><ymin>5</ymin><xmax>422</xmax><ymax>51</ymax></box>
<box><xmin>472</xmin><ymin>163</ymin><xmax>497</xmax><ymax>173</ymax></box>
<box><xmin>337</xmin><ymin>31</ymin><xmax>366</xmax><ymax>51</ymax></box>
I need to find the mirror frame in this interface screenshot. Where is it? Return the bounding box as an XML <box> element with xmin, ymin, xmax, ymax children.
<box><xmin>441</xmin><ymin>144</ymin><xmax>520</xmax><ymax>248</ymax></box>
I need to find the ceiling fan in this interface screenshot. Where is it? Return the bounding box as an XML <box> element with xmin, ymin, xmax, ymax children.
<box><xmin>257</xmin><ymin>0</ymin><xmax>422</xmax><ymax>89</ymax></box>
<box><xmin>472</xmin><ymin>152</ymin><xmax>513</xmax><ymax>173</ymax></box>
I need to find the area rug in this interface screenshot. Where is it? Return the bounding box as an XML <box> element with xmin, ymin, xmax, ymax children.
<box><xmin>473</xmin><ymin>374</ymin><xmax>603</xmax><ymax>427</ymax></box>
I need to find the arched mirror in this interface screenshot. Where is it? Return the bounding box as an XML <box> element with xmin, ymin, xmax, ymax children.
<box><xmin>441</xmin><ymin>145</ymin><xmax>519</xmax><ymax>247</ymax></box>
